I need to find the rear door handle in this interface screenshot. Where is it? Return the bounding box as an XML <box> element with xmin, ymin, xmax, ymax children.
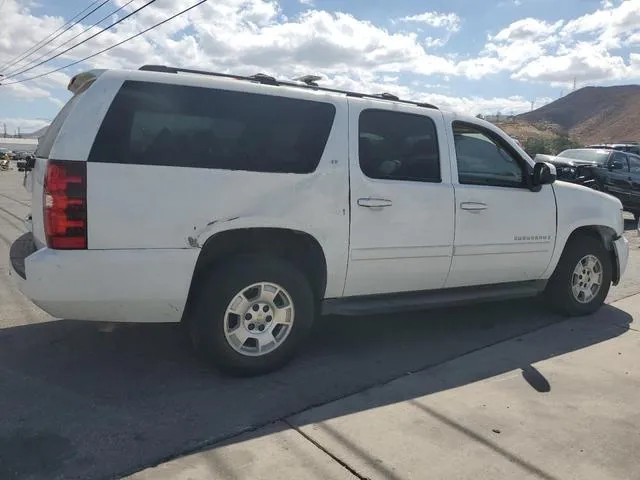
<box><xmin>358</xmin><ymin>198</ymin><xmax>393</xmax><ymax>209</ymax></box>
<box><xmin>460</xmin><ymin>202</ymin><xmax>487</xmax><ymax>211</ymax></box>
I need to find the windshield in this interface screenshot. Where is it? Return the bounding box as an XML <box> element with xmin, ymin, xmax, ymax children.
<box><xmin>557</xmin><ymin>149</ymin><xmax>610</xmax><ymax>164</ymax></box>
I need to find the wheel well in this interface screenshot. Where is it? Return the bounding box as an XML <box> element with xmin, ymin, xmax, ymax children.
<box><xmin>182</xmin><ymin>228</ymin><xmax>327</xmax><ymax>321</ymax></box>
<box><xmin>566</xmin><ymin>225</ymin><xmax>619</xmax><ymax>283</ymax></box>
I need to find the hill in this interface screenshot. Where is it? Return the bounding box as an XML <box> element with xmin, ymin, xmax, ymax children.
<box><xmin>23</xmin><ymin>125</ymin><xmax>49</xmax><ymax>139</ymax></box>
<box><xmin>517</xmin><ymin>85</ymin><xmax>640</xmax><ymax>144</ymax></box>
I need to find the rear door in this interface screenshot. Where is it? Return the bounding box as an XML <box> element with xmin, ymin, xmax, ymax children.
<box><xmin>604</xmin><ymin>152</ymin><xmax>631</xmax><ymax>206</ymax></box>
<box><xmin>627</xmin><ymin>154</ymin><xmax>640</xmax><ymax>213</ymax></box>
<box><xmin>344</xmin><ymin>99</ymin><xmax>455</xmax><ymax>297</ymax></box>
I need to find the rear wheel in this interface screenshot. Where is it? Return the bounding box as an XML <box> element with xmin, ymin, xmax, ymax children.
<box><xmin>545</xmin><ymin>234</ymin><xmax>611</xmax><ymax>316</ymax></box>
<box><xmin>188</xmin><ymin>255</ymin><xmax>315</xmax><ymax>376</ymax></box>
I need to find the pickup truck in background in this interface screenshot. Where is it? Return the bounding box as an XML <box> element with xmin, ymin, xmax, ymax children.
<box><xmin>535</xmin><ymin>148</ymin><xmax>640</xmax><ymax>221</ymax></box>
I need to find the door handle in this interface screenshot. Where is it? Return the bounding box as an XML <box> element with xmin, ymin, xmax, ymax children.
<box><xmin>358</xmin><ymin>198</ymin><xmax>393</xmax><ymax>209</ymax></box>
<box><xmin>460</xmin><ymin>202</ymin><xmax>487</xmax><ymax>211</ymax></box>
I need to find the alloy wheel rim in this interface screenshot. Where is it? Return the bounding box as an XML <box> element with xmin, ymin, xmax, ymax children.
<box><xmin>571</xmin><ymin>254</ymin><xmax>603</xmax><ymax>304</ymax></box>
<box><xmin>223</xmin><ymin>282</ymin><xmax>295</xmax><ymax>357</ymax></box>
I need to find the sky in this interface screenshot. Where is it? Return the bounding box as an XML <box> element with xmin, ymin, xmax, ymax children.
<box><xmin>0</xmin><ymin>0</ymin><xmax>638</xmax><ymax>134</ymax></box>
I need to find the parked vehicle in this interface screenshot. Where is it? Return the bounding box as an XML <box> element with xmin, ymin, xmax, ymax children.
<box><xmin>535</xmin><ymin>148</ymin><xmax>640</xmax><ymax>221</ymax></box>
<box><xmin>9</xmin><ymin>65</ymin><xmax>629</xmax><ymax>376</ymax></box>
<box><xmin>0</xmin><ymin>159</ymin><xmax>9</xmax><ymax>171</ymax></box>
<box><xmin>0</xmin><ymin>148</ymin><xmax>11</xmax><ymax>160</ymax></box>
<box><xmin>586</xmin><ymin>143</ymin><xmax>640</xmax><ymax>156</ymax></box>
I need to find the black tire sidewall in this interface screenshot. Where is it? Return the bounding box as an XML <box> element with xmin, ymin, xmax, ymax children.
<box><xmin>190</xmin><ymin>254</ymin><xmax>315</xmax><ymax>376</ymax></box>
<box><xmin>547</xmin><ymin>235</ymin><xmax>612</xmax><ymax>316</ymax></box>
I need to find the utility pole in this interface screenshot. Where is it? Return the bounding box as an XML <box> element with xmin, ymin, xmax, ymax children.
<box><xmin>2</xmin><ymin>123</ymin><xmax>6</xmax><ymax>137</ymax></box>
<box><xmin>17</xmin><ymin>126</ymin><xmax>21</xmax><ymax>138</ymax></box>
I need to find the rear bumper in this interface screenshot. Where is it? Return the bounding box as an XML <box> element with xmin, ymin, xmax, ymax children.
<box><xmin>613</xmin><ymin>235</ymin><xmax>629</xmax><ymax>285</ymax></box>
<box><xmin>9</xmin><ymin>234</ymin><xmax>199</xmax><ymax>323</ymax></box>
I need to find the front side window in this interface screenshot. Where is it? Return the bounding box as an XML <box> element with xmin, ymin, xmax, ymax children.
<box><xmin>89</xmin><ymin>81</ymin><xmax>336</xmax><ymax>174</ymax></box>
<box><xmin>453</xmin><ymin>122</ymin><xmax>524</xmax><ymax>187</ymax></box>
<box><xmin>609</xmin><ymin>152</ymin><xmax>630</xmax><ymax>171</ymax></box>
<box><xmin>358</xmin><ymin>109</ymin><xmax>440</xmax><ymax>183</ymax></box>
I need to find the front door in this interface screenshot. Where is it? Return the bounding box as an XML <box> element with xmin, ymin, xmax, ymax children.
<box><xmin>445</xmin><ymin>121</ymin><xmax>557</xmax><ymax>288</ymax></box>
<box><xmin>344</xmin><ymin>100</ymin><xmax>455</xmax><ymax>297</ymax></box>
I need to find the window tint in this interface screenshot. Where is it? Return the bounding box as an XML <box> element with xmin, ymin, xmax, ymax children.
<box><xmin>609</xmin><ymin>152</ymin><xmax>629</xmax><ymax>171</ymax></box>
<box><xmin>453</xmin><ymin>122</ymin><xmax>524</xmax><ymax>187</ymax></box>
<box><xmin>358</xmin><ymin>110</ymin><xmax>440</xmax><ymax>182</ymax></box>
<box><xmin>89</xmin><ymin>81</ymin><xmax>336</xmax><ymax>173</ymax></box>
<box><xmin>628</xmin><ymin>155</ymin><xmax>640</xmax><ymax>174</ymax></box>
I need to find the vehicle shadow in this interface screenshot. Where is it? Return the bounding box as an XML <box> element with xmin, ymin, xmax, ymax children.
<box><xmin>0</xmin><ymin>300</ymin><xmax>632</xmax><ymax>480</ymax></box>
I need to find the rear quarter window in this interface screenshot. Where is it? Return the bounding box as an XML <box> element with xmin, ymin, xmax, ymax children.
<box><xmin>88</xmin><ymin>81</ymin><xmax>337</xmax><ymax>173</ymax></box>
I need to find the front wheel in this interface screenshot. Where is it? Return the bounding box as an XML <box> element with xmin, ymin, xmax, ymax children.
<box><xmin>188</xmin><ymin>255</ymin><xmax>315</xmax><ymax>376</ymax></box>
<box><xmin>545</xmin><ymin>234</ymin><xmax>612</xmax><ymax>316</ymax></box>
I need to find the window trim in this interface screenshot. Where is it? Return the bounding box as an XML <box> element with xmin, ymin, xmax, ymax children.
<box><xmin>452</xmin><ymin>120</ymin><xmax>532</xmax><ymax>189</ymax></box>
<box><xmin>358</xmin><ymin>108</ymin><xmax>442</xmax><ymax>184</ymax></box>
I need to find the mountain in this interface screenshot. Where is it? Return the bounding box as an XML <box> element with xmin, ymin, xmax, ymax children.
<box><xmin>23</xmin><ymin>125</ymin><xmax>49</xmax><ymax>139</ymax></box>
<box><xmin>517</xmin><ymin>85</ymin><xmax>640</xmax><ymax>145</ymax></box>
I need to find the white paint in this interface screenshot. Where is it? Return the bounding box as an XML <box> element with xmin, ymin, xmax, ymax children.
<box><xmin>9</xmin><ymin>67</ymin><xmax>631</xmax><ymax>323</ymax></box>
<box><xmin>344</xmin><ymin>97</ymin><xmax>455</xmax><ymax>296</ymax></box>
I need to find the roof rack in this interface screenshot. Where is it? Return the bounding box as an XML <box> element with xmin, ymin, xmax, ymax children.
<box><xmin>138</xmin><ymin>65</ymin><xmax>439</xmax><ymax>110</ymax></box>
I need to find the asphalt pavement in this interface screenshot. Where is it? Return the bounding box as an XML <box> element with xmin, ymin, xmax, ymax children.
<box><xmin>0</xmin><ymin>168</ymin><xmax>638</xmax><ymax>480</ymax></box>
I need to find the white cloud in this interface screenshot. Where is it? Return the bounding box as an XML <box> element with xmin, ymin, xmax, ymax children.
<box><xmin>299</xmin><ymin>0</ymin><xmax>314</xmax><ymax>5</ymax></box>
<box><xmin>0</xmin><ymin>0</ymin><xmax>638</xmax><ymax>125</ymax></box>
<box><xmin>399</xmin><ymin>12</ymin><xmax>461</xmax><ymax>32</ymax></box>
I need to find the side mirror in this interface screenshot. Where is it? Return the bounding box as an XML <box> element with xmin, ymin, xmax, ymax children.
<box><xmin>533</xmin><ymin>162</ymin><xmax>556</xmax><ymax>187</ymax></box>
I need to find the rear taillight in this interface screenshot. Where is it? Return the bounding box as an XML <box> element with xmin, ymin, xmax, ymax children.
<box><xmin>43</xmin><ymin>160</ymin><xmax>87</xmax><ymax>250</ymax></box>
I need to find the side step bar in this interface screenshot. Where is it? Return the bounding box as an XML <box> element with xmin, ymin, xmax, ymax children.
<box><xmin>321</xmin><ymin>280</ymin><xmax>547</xmax><ymax>316</ymax></box>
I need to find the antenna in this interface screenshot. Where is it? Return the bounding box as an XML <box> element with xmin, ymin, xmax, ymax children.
<box><xmin>530</xmin><ymin>98</ymin><xmax>535</xmax><ymax>111</ymax></box>
<box><xmin>573</xmin><ymin>77</ymin><xmax>577</xmax><ymax>91</ymax></box>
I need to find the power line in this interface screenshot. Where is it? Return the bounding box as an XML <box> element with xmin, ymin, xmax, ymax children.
<box><xmin>3</xmin><ymin>0</ymin><xmax>136</xmax><ymax>79</ymax></box>
<box><xmin>2</xmin><ymin>0</ymin><xmax>159</xmax><ymax>81</ymax></box>
<box><xmin>0</xmin><ymin>0</ymin><xmax>207</xmax><ymax>86</ymax></box>
<box><xmin>0</xmin><ymin>0</ymin><xmax>108</xmax><ymax>73</ymax></box>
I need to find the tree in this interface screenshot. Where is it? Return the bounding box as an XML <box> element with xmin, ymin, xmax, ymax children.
<box><xmin>524</xmin><ymin>137</ymin><xmax>550</xmax><ymax>157</ymax></box>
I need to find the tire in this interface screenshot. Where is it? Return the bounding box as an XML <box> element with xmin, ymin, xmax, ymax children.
<box><xmin>545</xmin><ymin>234</ymin><xmax>612</xmax><ymax>316</ymax></box>
<box><xmin>188</xmin><ymin>254</ymin><xmax>315</xmax><ymax>376</ymax></box>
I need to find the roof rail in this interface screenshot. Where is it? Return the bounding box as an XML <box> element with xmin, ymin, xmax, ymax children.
<box><xmin>138</xmin><ymin>64</ymin><xmax>439</xmax><ymax>110</ymax></box>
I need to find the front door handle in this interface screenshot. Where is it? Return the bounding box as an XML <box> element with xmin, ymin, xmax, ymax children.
<box><xmin>460</xmin><ymin>202</ymin><xmax>487</xmax><ymax>211</ymax></box>
<box><xmin>358</xmin><ymin>198</ymin><xmax>393</xmax><ymax>209</ymax></box>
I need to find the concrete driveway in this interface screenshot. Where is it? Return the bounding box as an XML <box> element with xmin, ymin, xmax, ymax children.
<box><xmin>0</xmin><ymin>169</ymin><xmax>638</xmax><ymax>480</ymax></box>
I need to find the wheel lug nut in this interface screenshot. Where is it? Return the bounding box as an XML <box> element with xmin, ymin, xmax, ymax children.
<box><xmin>263</xmin><ymin>305</ymin><xmax>269</xmax><ymax>312</ymax></box>
<box><xmin>248</xmin><ymin>323</ymin><xmax>255</xmax><ymax>330</ymax></box>
<box><xmin>266</xmin><ymin>315</ymin><xmax>272</xmax><ymax>323</ymax></box>
<box><xmin>258</xmin><ymin>325</ymin><xmax>265</xmax><ymax>332</ymax></box>
<box><xmin>245</xmin><ymin>313</ymin><xmax>252</xmax><ymax>320</ymax></box>
<box><xmin>252</xmin><ymin>304</ymin><xmax>259</xmax><ymax>311</ymax></box>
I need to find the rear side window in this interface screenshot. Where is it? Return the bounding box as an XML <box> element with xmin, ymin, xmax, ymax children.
<box><xmin>358</xmin><ymin>109</ymin><xmax>440</xmax><ymax>183</ymax></box>
<box><xmin>89</xmin><ymin>81</ymin><xmax>336</xmax><ymax>173</ymax></box>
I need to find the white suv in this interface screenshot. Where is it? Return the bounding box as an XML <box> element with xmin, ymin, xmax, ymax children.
<box><xmin>9</xmin><ymin>65</ymin><xmax>629</xmax><ymax>376</ymax></box>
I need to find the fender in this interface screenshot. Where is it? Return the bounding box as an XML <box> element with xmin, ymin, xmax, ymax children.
<box><xmin>542</xmin><ymin>181</ymin><xmax>623</xmax><ymax>279</ymax></box>
<box><xmin>189</xmin><ymin>215</ymin><xmax>348</xmax><ymax>298</ymax></box>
